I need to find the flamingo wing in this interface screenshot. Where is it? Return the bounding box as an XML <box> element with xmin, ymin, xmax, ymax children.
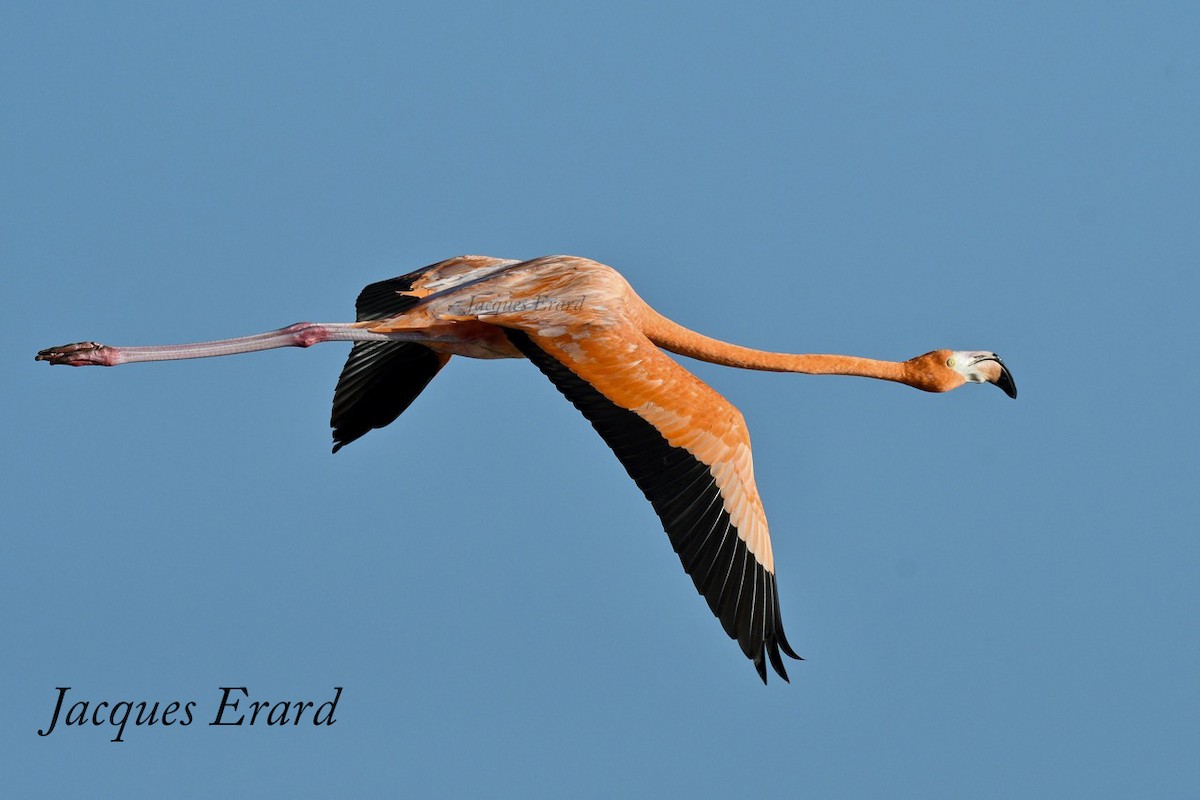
<box><xmin>331</xmin><ymin>267</ymin><xmax>448</xmax><ymax>452</ymax></box>
<box><xmin>503</xmin><ymin>324</ymin><xmax>801</xmax><ymax>682</ymax></box>
<box><xmin>332</xmin><ymin>256</ymin><xmax>525</xmax><ymax>450</ymax></box>
<box><xmin>331</xmin><ymin>342</ymin><xmax>448</xmax><ymax>452</ymax></box>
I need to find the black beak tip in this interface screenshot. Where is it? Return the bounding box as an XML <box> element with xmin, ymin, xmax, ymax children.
<box><xmin>994</xmin><ymin>363</ymin><xmax>1017</xmax><ymax>399</ymax></box>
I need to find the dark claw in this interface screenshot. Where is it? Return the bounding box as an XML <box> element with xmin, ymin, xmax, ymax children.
<box><xmin>35</xmin><ymin>342</ymin><xmax>112</xmax><ymax>367</ymax></box>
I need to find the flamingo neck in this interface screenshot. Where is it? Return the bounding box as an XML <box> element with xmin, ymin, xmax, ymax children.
<box><xmin>638</xmin><ymin>302</ymin><xmax>912</xmax><ymax>385</ymax></box>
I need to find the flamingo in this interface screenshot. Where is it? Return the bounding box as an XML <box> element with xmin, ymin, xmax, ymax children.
<box><xmin>36</xmin><ymin>255</ymin><xmax>1016</xmax><ymax>682</ymax></box>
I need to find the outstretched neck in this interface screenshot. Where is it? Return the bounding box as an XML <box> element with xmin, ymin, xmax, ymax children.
<box><xmin>636</xmin><ymin>300</ymin><xmax>911</xmax><ymax>385</ymax></box>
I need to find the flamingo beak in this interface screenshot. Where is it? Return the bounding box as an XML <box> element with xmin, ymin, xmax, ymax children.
<box><xmin>976</xmin><ymin>355</ymin><xmax>1017</xmax><ymax>399</ymax></box>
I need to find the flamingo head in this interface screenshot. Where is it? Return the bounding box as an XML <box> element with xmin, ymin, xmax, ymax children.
<box><xmin>906</xmin><ymin>350</ymin><xmax>1017</xmax><ymax>398</ymax></box>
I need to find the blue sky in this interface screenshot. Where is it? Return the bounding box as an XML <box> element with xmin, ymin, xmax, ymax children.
<box><xmin>3</xmin><ymin>2</ymin><xmax>1197</xmax><ymax>796</ymax></box>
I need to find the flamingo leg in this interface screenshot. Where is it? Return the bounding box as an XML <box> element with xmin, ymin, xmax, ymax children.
<box><xmin>35</xmin><ymin>322</ymin><xmax>427</xmax><ymax>367</ymax></box>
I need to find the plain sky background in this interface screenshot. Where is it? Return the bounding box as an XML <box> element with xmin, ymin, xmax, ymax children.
<box><xmin>3</xmin><ymin>2</ymin><xmax>1197</xmax><ymax>797</ymax></box>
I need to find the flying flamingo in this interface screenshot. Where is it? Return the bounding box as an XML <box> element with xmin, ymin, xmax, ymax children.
<box><xmin>36</xmin><ymin>255</ymin><xmax>1016</xmax><ymax>682</ymax></box>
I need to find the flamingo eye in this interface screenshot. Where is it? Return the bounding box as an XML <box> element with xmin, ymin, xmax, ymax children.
<box><xmin>946</xmin><ymin>357</ymin><xmax>956</xmax><ymax>367</ymax></box>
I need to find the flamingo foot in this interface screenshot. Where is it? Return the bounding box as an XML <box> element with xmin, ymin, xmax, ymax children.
<box><xmin>35</xmin><ymin>342</ymin><xmax>120</xmax><ymax>367</ymax></box>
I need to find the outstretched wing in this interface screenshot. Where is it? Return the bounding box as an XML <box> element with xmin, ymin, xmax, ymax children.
<box><xmin>504</xmin><ymin>324</ymin><xmax>801</xmax><ymax>682</ymax></box>
<box><xmin>332</xmin><ymin>258</ymin><xmax>467</xmax><ymax>451</ymax></box>
<box><xmin>330</xmin><ymin>267</ymin><xmax>446</xmax><ymax>452</ymax></box>
<box><xmin>331</xmin><ymin>340</ymin><xmax>448</xmax><ymax>453</ymax></box>
<box><xmin>331</xmin><ymin>256</ymin><xmax>521</xmax><ymax>451</ymax></box>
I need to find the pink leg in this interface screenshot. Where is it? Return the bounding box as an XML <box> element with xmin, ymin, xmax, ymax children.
<box><xmin>36</xmin><ymin>322</ymin><xmax>420</xmax><ymax>367</ymax></box>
